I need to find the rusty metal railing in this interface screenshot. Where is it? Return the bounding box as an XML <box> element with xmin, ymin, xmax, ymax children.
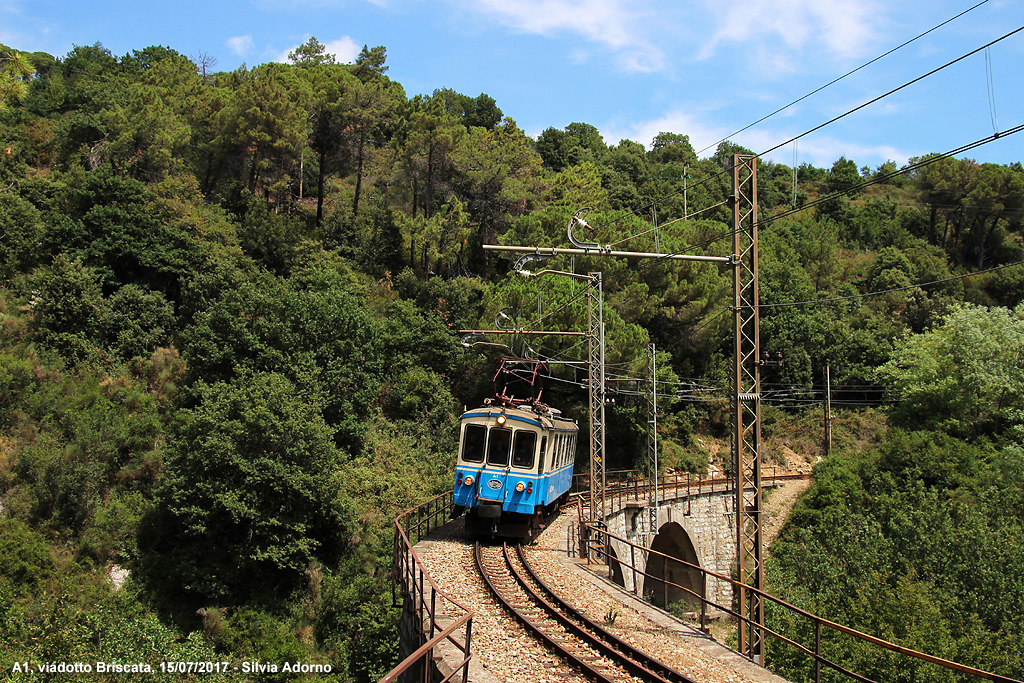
<box><xmin>381</xmin><ymin>492</ymin><xmax>473</xmax><ymax>683</ymax></box>
<box><xmin>577</xmin><ymin>518</ymin><xmax>1022</xmax><ymax>683</ymax></box>
<box><xmin>572</xmin><ymin>467</ymin><xmax>805</xmax><ymax>520</ymax></box>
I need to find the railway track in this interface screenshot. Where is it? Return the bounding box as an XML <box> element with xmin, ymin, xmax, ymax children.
<box><xmin>473</xmin><ymin>541</ymin><xmax>698</xmax><ymax>683</ymax></box>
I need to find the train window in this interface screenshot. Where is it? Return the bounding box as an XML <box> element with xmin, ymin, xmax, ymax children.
<box><xmin>512</xmin><ymin>430</ymin><xmax>536</xmax><ymax>469</ymax></box>
<box><xmin>462</xmin><ymin>423</ymin><xmax>486</xmax><ymax>463</ymax></box>
<box><xmin>487</xmin><ymin>427</ymin><xmax>512</xmax><ymax>466</ymax></box>
<box><xmin>538</xmin><ymin>436</ymin><xmax>547</xmax><ymax>473</ymax></box>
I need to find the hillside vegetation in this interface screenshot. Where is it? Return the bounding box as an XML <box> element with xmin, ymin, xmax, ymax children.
<box><xmin>0</xmin><ymin>39</ymin><xmax>1022</xmax><ymax>682</ymax></box>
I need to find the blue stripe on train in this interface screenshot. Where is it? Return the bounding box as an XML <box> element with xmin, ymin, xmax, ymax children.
<box><xmin>454</xmin><ymin>463</ymin><xmax>574</xmax><ymax>513</ymax></box>
<box><xmin>460</xmin><ymin>411</ymin><xmax>543</xmax><ymax>427</ymax></box>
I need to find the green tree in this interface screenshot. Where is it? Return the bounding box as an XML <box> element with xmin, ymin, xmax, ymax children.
<box><xmin>0</xmin><ymin>45</ymin><xmax>34</xmax><ymax>110</ymax></box>
<box><xmin>354</xmin><ymin>44</ymin><xmax>388</xmax><ymax>80</ymax></box>
<box><xmin>395</xmin><ymin>96</ymin><xmax>464</xmax><ymax>218</ymax></box>
<box><xmin>150</xmin><ymin>371</ymin><xmax>348</xmax><ymax>601</ymax></box>
<box><xmin>433</xmin><ymin>88</ymin><xmax>503</xmax><ymax>129</ymax></box>
<box><xmin>50</xmin><ymin>168</ymin><xmax>196</xmax><ymax>294</ymax></box>
<box><xmin>649</xmin><ymin>131</ymin><xmax>697</xmax><ymax>166</ymax></box>
<box><xmin>879</xmin><ymin>303</ymin><xmax>1024</xmax><ymax>439</ymax></box>
<box><xmin>535</xmin><ymin>122</ymin><xmax>606</xmax><ymax>171</ymax></box>
<box><xmin>535</xmin><ymin>126</ymin><xmax>568</xmax><ymax>170</ymax></box>
<box><xmin>0</xmin><ymin>193</ymin><xmax>45</xmax><ymax>281</ymax></box>
<box><xmin>287</xmin><ymin>36</ymin><xmax>336</xmax><ymax>68</ymax></box>
<box><xmin>825</xmin><ymin>156</ymin><xmax>861</xmax><ymax>194</ymax></box>
<box><xmin>28</xmin><ymin>253</ymin><xmax>103</xmax><ymax>343</ymax></box>
<box><xmin>179</xmin><ymin>263</ymin><xmax>380</xmax><ymax>450</ymax></box>
<box><xmin>216</xmin><ymin>63</ymin><xmax>308</xmax><ymax>200</ymax></box>
<box><xmin>453</xmin><ymin>117</ymin><xmax>544</xmax><ymax>273</ymax></box>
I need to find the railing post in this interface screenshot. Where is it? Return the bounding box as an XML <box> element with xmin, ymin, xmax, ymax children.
<box><xmin>815</xmin><ymin>619</ymin><xmax>822</xmax><ymax>683</ymax></box>
<box><xmin>462</xmin><ymin>618</ymin><xmax>473</xmax><ymax>683</ymax></box>
<box><xmin>687</xmin><ymin>472</ymin><xmax>692</xmax><ymax>516</ymax></box>
<box><xmin>631</xmin><ymin>543</ymin><xmax>638</xmax><ymax>595</ymax></box>
<box><xmin>418</xmin><ymin>566</ymin><xmax>425</xmax><ymax>636</ymax></box>
<box><xmin>701</xmin><ymin>571</ymin><xmax>708</xmax><ymax>633</ymax></box>
<box><xmin>429</xmin><ymin>588</ymin><xmax>437</xmax><ymax>639</ymax></box>
<box><xmin>392</xmin><ymin>526</ymin><xmax>399</xmax><ymax>607</ymax></box>
<box><xmin>663</xmin><ymin>555</ymin><xmax>669</xmax><ymax>608</ymax></box>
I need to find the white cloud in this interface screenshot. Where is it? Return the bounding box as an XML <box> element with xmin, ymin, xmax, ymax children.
<box><xmin>274</xmin><ymin>35</ymin><xmax>361</xmax><ymax>64</ymax></box>
<box><xmin>698</xmin><ymin>0</ymin><xmax>882</xmax><ymax>63</ymax></box>
<box><xmin>450</xmin><ymin>0</ymin><xmax>665</xmax><ymax>72</ymax></box>
<box><xmin>788</xmin><ymin>136</ymin><xmax>909</xmax><ymax>169</ymax></box>
<box><xmin>602</xmin><ymin>108</ymin><xmax>730</xmax><ymax>157</ymax></box>
<box><xmin>227</xmin><ymin>35</ymin><xmax>254</xmax><ymax>57</ymax></box>
<box><xmin>325</xmin><ymin>36</ymin><xmax>361</xmax><ymax>62</ymax></box>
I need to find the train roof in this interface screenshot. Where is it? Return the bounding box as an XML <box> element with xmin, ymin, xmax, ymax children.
<box><xmin>460</xmin><ymin>402</ymin><xmax>578</xmax><ymax>429</ymax></box>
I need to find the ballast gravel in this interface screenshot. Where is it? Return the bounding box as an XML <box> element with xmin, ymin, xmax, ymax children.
<box><xmin>417</xmin><ymin>512</ymin><xmax>790</xmax><ymax>683</ymax></box>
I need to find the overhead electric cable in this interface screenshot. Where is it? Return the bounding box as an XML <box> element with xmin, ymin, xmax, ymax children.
<box><xmin>986</xmin><ymin>47</ymin><xmax>999</xmax><ymax>135</ymax></box>
<box><xmin>761</xmin><ymin>258</ymin><xmax>1024</xmax><ymax>309</ymax></box>
<box><xmin>757</xmin><ymin>23</ymin><xmax>1024</xmax><ymax>160</ymax></box>
<box><xmin>639</xmin><ymin>121</ymin><xmax>1024</xmax><ymax>269</ymax></box>
<box><xmin>694</xmin><ymin>0</ymin><xmax>994</xmax><ymax>157</ymax></box>
<box><xmin>599</xmin><ymin>21</ymin><xmax>1023</xmax><ymax>244</ymax></box>
<box><xmin>763</xmin><ymin>122</ymin><xmax>1024</xmax><ymax>225</ymax></box>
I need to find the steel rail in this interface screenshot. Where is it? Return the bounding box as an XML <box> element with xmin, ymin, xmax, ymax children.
<box><xmin>514</xmin><ymin>545</ymin><xmax>697</xmax><ymax>683</ymax></box>
<box><xmin>476</xmin><ymin>541</ymin><xmax>694</xmax><ymax>683</ymax></box>
<box><xmin>474</xmin><ymin>542</ymin><xmax>619</xmax><ymax>682</ymax></box>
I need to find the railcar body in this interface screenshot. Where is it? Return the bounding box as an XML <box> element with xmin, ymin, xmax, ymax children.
<box><xmin>453</xmin><ymin>402</ymin><xmax>578</xmax><ymax>538</ymax></box>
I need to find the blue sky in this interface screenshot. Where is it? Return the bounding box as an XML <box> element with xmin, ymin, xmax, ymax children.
<box><xmin>3</xmin><ymin>0</ymin><xmax>1022</xmax><ymax>168</ymax></box>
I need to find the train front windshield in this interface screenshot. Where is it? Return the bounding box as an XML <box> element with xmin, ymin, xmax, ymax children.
<box><xmin>487</xmin><ymin>428</ymin><xmax>511</xmax><ymax>466</ymax></box>
<box><xmin>460</xmin><ymin>422</ymin><xmax>539</xmax><ymax>471</ymax></box>
<box><xmin>462</xmin><ymin>424</ymin><xmax>485</xmax><ymax>462</ymax></box>
<box><xmin>512</xmin><ymin>431</ymin><xmax>536</xmax><ymax>468</ymax></box>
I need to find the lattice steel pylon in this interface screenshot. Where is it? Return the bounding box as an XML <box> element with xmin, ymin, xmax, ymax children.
<box><xmin>587</xmin><ymin>273</ymin><xmax>606</xmax><ymax>533</ymax></box>
<box><xmin>731</xmin><ymin>154</ymin><xmax>764</xmax><ymax>664</ymax></box>
<box><xmin>646</xmin><ymin>343</ymin><xmax>659</xmax><ymax>536</ymax></box>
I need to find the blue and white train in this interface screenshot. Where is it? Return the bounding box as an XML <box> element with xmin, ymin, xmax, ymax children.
<box><xmin>453</xmin><ymin>398</ymin><xmax>579</xmax><ymax>538</ymax></box>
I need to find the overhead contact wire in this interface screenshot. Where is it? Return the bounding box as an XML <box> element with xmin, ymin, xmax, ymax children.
<box><xmin>694</xmin><ymin>0</ymin><xmax>994</xmax><ymax>157</ymax></box>
<box><xmin>598</xmin><ymin>20</ymin><xmax>1023</xmax><ymax>245</ymax></box>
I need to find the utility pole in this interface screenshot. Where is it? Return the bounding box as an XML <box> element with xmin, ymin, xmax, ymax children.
<box><xmin>646</xmin><ymin>343</ymin><xmax>659</xmax><ymax>537</ymax></box>
<box><xmin>587</xmin><ymin>272</ymin><xmax>606</xmax><ymax>531</ymax></box>
<box><xmin>732</xmin><ymin>154</ymin><xmax>764</xmax><ymax>665</ymax></box>
<box><xmin>683</xmin><ymin>163</ymin><xmax>690</xmax><ymax>218</ymax></box>
<box><xmin>485</xmin><ymin>193</ymin><xmax>766</xmax><ymax>664</ymax></box>
<box><xmin>824</xmin><ymin>365</ymin><xmax>832</xmax><ymax>455</ymax></box>
<box><xmin>484</xmin><ymin>212</ymin><xmax>730</xmax><ymax>537</ymax></box>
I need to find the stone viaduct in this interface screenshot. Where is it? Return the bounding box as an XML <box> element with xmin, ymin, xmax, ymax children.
<box><xmin>589</xmin><ymin>475</ymin><xmax>790</xmax><ymax>613</ymax></box>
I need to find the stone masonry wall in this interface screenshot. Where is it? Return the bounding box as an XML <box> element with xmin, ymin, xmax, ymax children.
<box><xmin>603</xmin><ymin>483</ymin><xmax>746</xmax><ymax>610</ymax></box>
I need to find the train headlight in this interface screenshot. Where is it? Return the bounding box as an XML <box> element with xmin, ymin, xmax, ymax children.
<box><xmin>463</xmin><ymin>475</ymin><xmax>474</xmax><ymax>486</ymax></box>
<box><xmin>515</xmin><ymin>482</ymin><xmax>525</xmax><ymax>492</ymax></box>
<box><xmin>496</xmin><ymin>414</ymin><xmax>507</xmax><ymax>425</ymax></box>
